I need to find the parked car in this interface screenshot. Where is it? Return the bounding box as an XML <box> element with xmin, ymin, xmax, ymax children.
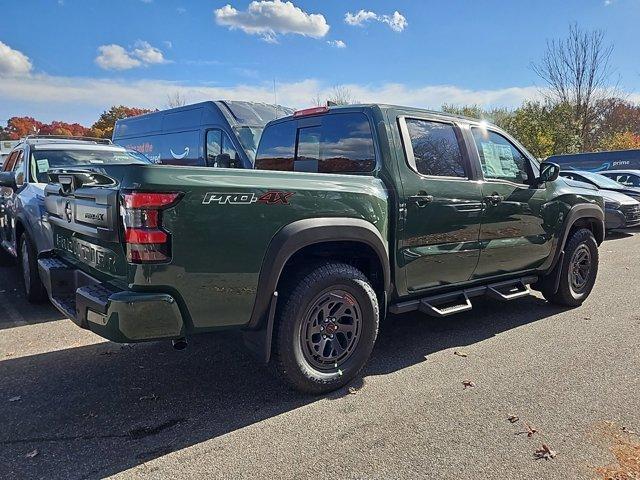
<box><xmin>40</xmin><ymin>104</ymin><xmax>604</xmax><ymax>393</ymax></box>
<box><xmin>558</xmin><ymin>170</ymin><xmax>640</xmax><ymax>201</ymax></box>
<box><xmin>0</xmin><ymin>136</ymin><xmax>150</xmax><ymax>301</ymax></box>
<box><xmin>547</xmin><ymin>149</ymin><xmax>640</xmax><ymax>172</ymax></box>
<box><xmin>600</xmin><ymin>169</ymin><xmax>640</xmax><ymax>188</ymax></box>
<box><xmin>112</xmin><ymin>101</ymin><xmax>293</xmax><ymax>168</ymax></box>
<box><xmin>560</xmin><ymin>175</ymin><xmax>640</xmax><ymax>230</ymax></box>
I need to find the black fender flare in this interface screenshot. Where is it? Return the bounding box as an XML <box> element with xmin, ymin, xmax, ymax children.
<box><xmin>242</xmin><ymin>217</ymin><xmax>390</xmax><ymax>363</ymax></box>
<box><xmin>538</xmin><ymin>203</ymin><xmax>604</xmax><ymax>292</ymax></box>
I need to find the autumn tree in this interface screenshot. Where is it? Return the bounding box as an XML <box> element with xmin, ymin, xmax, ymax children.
<box><xmin>166</xmin><ymin>91</ymin><xmax>188</xmax><ymax>109</ymax></box>
<box><xmin>5</xmin><ymin>116</ymin><xmax>43</xmax><ymax>139</ymax></box>
<box><xmin>312</xmin><ymin>85</ymin><xmax>359</xmax><ymax>106</ymax></box>
<box><xmin>88</xmin><ymin>106</ymin><xmax>153</xmax><ymax>139</ymax></box>
<box><xmin>532</xmin><ymin>24</ymin><xmax>616</xmax><ymax>151</ymax></box>
<box><xmin>40</xmin><ymin>121</ymin><xmax>89</xmax><ymax>137</ymax></box>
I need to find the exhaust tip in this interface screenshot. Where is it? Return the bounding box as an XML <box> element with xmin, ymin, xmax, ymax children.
<box><xmin>172</xmin><ymin>338</ymin><xmax>187</xmax><ymax>350</ymax></box>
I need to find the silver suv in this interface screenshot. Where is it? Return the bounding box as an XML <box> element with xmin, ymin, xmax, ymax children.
<box><xmin>0</xmin><ymin>136</ymin><xmax>150</xmax><ymax>302</ymax></box>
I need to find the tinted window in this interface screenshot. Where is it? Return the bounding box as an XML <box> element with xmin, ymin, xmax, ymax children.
<box><xmin>3</xmin><ymin>151</ymin><xmax>18</xmax><ymax>172</ymax></box>
<box><xmin>13</xmin><ymin>151</ymin><xmax>25</xmax><ymax>185</ymax></box>
<box><xmin>206</xmin><ymin>129</ymin><xmax>240</xmax><ymax>168</ymax></box>
<box><xmin>472</xmin><ymin>128</ymin><xmax>532</xmax><ymax>184</ymax></box>
<box><xmin>254</xmin><ymin>120</ymin><xmax>296</xmax><ymax>171</ymax></box>
<box><xmin>255</xmin><ymin>113</ymin><xmax>375</xmax><ymax>174</ymax></box>
<box><xmin>405</xmin><ymin>119</ymin><xmax>466</xmax><ymax>177</ymax></box>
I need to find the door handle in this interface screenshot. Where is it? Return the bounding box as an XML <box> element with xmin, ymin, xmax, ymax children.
<box><xmin>409</xmin><ymin>194</ymin><xmax>434</xmax><ymax>208</ymax></box>
<box><xmin>483</xmin><ymin>194</ymin><xmax>503</xmax><ymax>206</ymax></box>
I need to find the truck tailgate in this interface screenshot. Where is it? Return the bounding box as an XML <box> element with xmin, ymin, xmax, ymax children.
<box><xmin>44</xmin><ymin>169</ymin><xmax>127</xmax><ymax>282</ymax></box>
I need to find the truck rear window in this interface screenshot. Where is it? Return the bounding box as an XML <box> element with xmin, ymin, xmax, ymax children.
<box><xmin>30</xmin><ymin>149</ymin><xmax>150</xmax><ymax>183</ymax></box>
<box><xmin>255</xmin><ymin>113</ymin><xmax>375</xmax><ymax>174</ymax></box>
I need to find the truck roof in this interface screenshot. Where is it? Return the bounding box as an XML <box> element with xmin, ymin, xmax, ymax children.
<box><xmin>277</xmin><ymin>103</ymin><xmax>493</xmax><ymax>126</ymax></box>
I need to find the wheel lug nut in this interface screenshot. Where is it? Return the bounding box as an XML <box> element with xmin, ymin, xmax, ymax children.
<box><xmin>330</xmin><ymin>335</ymin><xmax>334</xmax><ymax>339</ymax></box>
<box><xmin>320</xmin><ymin>326</ymin><xmax>324</xmax><ymax>331</ymax></box>
<box><xmin>322</xmin><ymin>334</ymin><xmax>327</xmax><ymax>339</ymax></box>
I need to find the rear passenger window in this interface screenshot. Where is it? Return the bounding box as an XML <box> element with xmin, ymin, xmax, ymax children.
<box><xmin>405</xmin><ymin>119</ymin><xmax>466</xmax><ymax>177</ymax></box>
<box><xmin>255</xmin><ymin>113</ymin><xmax>375</xmax><ymax>174</ymax></box>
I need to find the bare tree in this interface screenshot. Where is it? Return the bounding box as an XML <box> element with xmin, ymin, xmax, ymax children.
<box><xmin>166</xmin><ymin>91</ymin><xmax>188</xmax><ymax>109</ymax></box>
<box><xmin>532</xmin><ymin>24</ymin><xmax>616</xmax><ymax>150</ymax></box>
<box><xmin>311</xmin><ymin>85</ymin><xmax>359</xmax><ymax>107</ymax></box>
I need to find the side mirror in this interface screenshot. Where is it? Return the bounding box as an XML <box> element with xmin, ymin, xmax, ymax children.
<box><xmin>0</xmin><ymin>171</ymin><xmax>17</xmax><ymax>190</ymax></box>
<box><xmin>538</xmin><ymin>162</ymin><xmax>560</xmax><ymax>184</ymax></box>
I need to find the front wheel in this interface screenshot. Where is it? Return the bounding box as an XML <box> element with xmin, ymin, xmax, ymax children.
<box><xmin>541</xmin><ymin>228</ymin><xmax>599</xmax><ymax>307</ymax></box>
<box><xmin>271</xmin><ymin>262</ymin><xmax>379</xmax><ymax>394</ymax></box>
<box><xmin>19</xmin><ymin>234</ymin><xmax>47</xmax><ymax>303</ymax></box>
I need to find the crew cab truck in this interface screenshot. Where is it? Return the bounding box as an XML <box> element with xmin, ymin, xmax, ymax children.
<box><xmin>39</xmin><ymin>104</ymin><xmax>605</xmax><ymax>394</ymax></box>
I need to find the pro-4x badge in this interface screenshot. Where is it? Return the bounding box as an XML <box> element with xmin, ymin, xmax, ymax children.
<box><xmin>203</xmin><ymin>191</ymin><xmax>294</xmax><ymax>205</ymax></box>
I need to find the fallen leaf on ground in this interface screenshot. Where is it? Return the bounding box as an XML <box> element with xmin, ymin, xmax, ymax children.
<box><xmin>454</xmin><ymin>351</ymin><xmax>468</xmax><ymax>358</ymax></box>
<box><xmin>8</xmin><ymin>396</ymin><xmax>21</xmax><ymax>402</ymax></box>
<box><xmin>535</xmin><ymin>444</ymin><xmax>557</xmax><ymax>460</ymax></box>
<box><xmin>5</xmin><ymin>352</ymin><xmax>14</xmax><ymax>357</ymax></box>
<box><xmin>508</xmin><ymin>415</ymin><xmax>520</xmax><ymax>423</ymax></box>
<box><xmin>139</xmin><ymin>394</ymin><xmax>158</xmax><ymax>402</ymax></box>
<box><xmin>462</xmin><ymin>380</ymin><xmax>476</xmax><ymax>388</ymax></box>
<box><xmin>25</xmin><ymin>450</ymin><xmax>39</xmax><ymax>458</ymax></box>
<box><xmin>525</xmin><ymin>422</ymin><xmax>538</xmax><ymax>437</ymax></box>
<box><xmin>347</xmin><ymin>387</ymin><xmax>358</xmax><ymax>394</ymax></box>
<box><xmin>622</xmin><ymin>426</ymin><xmax>636</xmax><ymax>435</ymax></box>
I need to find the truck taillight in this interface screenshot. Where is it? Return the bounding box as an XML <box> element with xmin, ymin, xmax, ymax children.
<box><xmin>121</xmin><ymin>192</ymin><xmax>181</xmax><ymax>264</ymax></box>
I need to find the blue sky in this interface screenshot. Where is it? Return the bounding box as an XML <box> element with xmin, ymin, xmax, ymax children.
<box><xmin>0</xmin><ymin>0</ymin><xmax>639</xmax><ymax>125</ymax></box>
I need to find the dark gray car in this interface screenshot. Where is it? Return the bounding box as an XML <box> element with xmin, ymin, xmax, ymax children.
<box><xmin>0</xmin><ymin>136</ymin><xmax>150</xmax><ymax>302</ymax></box>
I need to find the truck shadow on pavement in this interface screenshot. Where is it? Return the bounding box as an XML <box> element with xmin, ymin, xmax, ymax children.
<box><xmin>0</xmin><ymin>295</ymin><xmax>566</xmax><ymax>479</ymax></box>
<box><xmin>0</xmin><ymin>266</ymin><xmax>66</xmax><ymax>331</ymax></box>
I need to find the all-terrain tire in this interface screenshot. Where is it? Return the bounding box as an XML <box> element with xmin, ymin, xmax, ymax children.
<box><xmin>19</xmin><ymin>234</ymin><xmax>47</xmax><ymax>303</ymax></box>
<box><xmin>271</xmin><ymin>262</ymin><xmax>379</xmax><ymax>395</ymax></box>
<box><xmin>541</xmin><ymin>228</ymin><xmax>598</xmax><ymax>307</ymax></box>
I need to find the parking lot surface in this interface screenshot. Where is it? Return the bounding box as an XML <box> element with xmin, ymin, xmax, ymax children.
<box><xmin>1</xmin><ymin>232</ymin><xmax>639</xmax><ymax>480</ymax></box>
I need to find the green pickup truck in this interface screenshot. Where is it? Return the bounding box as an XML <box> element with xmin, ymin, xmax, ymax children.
<box><xmin>39</xmin><ymin>104</ymin><xmax>605</xmax><ymax>393</ymax></box>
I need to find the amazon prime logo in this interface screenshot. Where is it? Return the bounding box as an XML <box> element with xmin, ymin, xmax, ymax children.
<box><xmin>170</xmin><ymin>146</ymin><xmax>189</xmax><ymax>160</ymax></box>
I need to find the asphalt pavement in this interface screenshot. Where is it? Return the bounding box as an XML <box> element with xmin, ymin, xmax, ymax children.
<box><xmin>1</xmin><ymin>231</ymin><xmax>639</xmax><ymax>480</ymax></box>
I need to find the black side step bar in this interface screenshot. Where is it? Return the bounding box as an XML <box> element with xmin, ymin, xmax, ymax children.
<box><xmin>389</xmin><ymin>275</ymin><xmax>537</xmax><ymax>318</ymax></box>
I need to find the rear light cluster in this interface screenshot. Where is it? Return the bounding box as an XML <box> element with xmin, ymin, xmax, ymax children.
<box><xmin>121</xmin><ymin>192</ymin><xmax>181</xmax><ymax>263</ymax></box>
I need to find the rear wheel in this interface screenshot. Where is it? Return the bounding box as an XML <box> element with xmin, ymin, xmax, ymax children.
<box><xmin>19</xmin><ymin>234</ymin><xmax>47</xmax><ymax>303</ymax></box>
<box><xmin>541</xmin><ymin>228</ymin><xmax>598</xmax><ymax>307</ymax></box>
<box><xmin>271</xmin><ymin>262</ymin><xmax>379</xmax><ymax>394</ymax></box>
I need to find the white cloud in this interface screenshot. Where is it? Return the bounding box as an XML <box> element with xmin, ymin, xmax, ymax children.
<box><xmin>345</xmin><ymin>9</ymin><xmax>407</xmax><ymax>32</ymax></box>
<box><xmin>177</xmin><ymin>7</ymin><xmax>186</xmax><ymax>14</ymax></box>
<box><xmin>95</xmin><ymin>44</ymin><xmax>141</xmax><ymax>70</ymax></box>
<box><xmin>95</xmin><ymin>41</ymin><xmax>167</xmax><ymax>70</ymax></box>
<box><xmin>0</xmin><ymin>71</ymin><xmax>554</xmax><ymax>125</ymax></box>
<box><xmin>344</xmin><ymin>10</ymin><xmax>378</xmax><ymax>26</ymax></box>
<box><xmin>0</xmin><ymin>41</ymin><xmax>33</xmax><ymax>77</ymax></box>
<box><xmin>214</xmin><ymin>0</ymin><xmax>330</xmax><ymax>42</ymax></box>
<box><xmin>327</xmin><ymin>40</ymin><xmax>346</xmax><ymax>49</ymax></box>
<box><xmin>132</xmin><ymin>41</ymin><xmax>167</xmax><ymax>65</ymax></box>
<box><xmin>381</xmin><ymin>12</ymin><xmax>408</xmax><ymax>33</ymax></box>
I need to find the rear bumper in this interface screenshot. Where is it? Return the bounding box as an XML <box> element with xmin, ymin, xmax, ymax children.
<box><xmin>38</xmin><ymin>256</ymin><xmax>185</xmax><ymax>343</ymax></box>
